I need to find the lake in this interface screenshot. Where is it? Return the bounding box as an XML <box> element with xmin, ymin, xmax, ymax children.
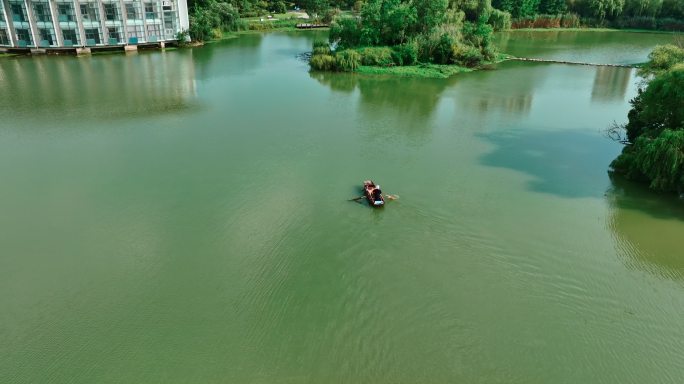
<box><xmin>1</xmin><ymin>30</ymin><xmax>683</xmax><ymax>383</ymax></box>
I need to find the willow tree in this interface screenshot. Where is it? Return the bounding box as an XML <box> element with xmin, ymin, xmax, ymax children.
<box><xmin>610</xmin><ymin>45</ymin><xmax>684</xmax><ymax>193</ymax></box>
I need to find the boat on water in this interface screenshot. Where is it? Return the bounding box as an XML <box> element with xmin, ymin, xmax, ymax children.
<box><xmin>363</xmin><ymin>180</ymin><xmax>385</xmax><ymax>207</ymax></box>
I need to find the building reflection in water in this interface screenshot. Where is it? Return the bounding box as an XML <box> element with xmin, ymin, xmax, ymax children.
<box><xmin>606</xmin><ymin>174</ymin><xmax>684</xmax><ymax>280</ymax></box>
<box><xmin>450</xmin><ymin>62</ymin><xmax>544</xmax><ymax>120</ymax></box>
<box><xmin>0</xmin><ymin>50</ymin><xmax>197</xmax><ymax>122</ymax></box>
<box><xmin>592</xmin><ymin>66</ymin><xmax>632</xmax><ymax>102</ymax></box>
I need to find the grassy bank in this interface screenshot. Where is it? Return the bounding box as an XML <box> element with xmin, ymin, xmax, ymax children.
<box><xmin>509</xmin><ymin>27</ymin><xmax>684</xmax><ymax>34</ymax></box>
<box><xmin>349</xmin><ymin>53</ymin><xmax>510</xmax><ymax>78</ymax></box>
<box><xmin>213</xmin><ymin>12</ymin><xmax>327</xmax><ymax>40</ymax></box>
<box><xmin>355</xmin><ymin>64</ymin><xmax>474</xmax><ymax>78</ymax></box>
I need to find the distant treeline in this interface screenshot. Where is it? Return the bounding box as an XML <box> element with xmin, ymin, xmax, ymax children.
<box><xmin>185</xmin><ymin>0</ymin><xmax>684</xmax><ymax>41</ymax></box>
<box><xmin>493</xmin><ymin>0</ymin><xmax>684</xmax><ymax>30</ymax></box>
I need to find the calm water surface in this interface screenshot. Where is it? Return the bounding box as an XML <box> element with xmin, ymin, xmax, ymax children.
<box><xmin>1</xmin><ymin>31</ymin><xmax>684</xmax><ymax>383</ymax></box>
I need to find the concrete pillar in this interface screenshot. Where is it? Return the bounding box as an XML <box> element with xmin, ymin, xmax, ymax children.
<box><xmin>140</xmin><ymin>0</ymin><xmax>148</xmax><ymax>42</ymax></box>
<box><xmin>96</xmin><ymin>0</ymin><xmax>107</xmax><ymax>44</ymax></box>
<box><xmin>118</xmin><ymin>0</ymin><xmax>127</xmax><ymax>43</ymax></box>
<box><xmin>47</xmin><ymin>0</ymin><xmax>63</xmax><ymax>46</ymax></box>
<box><xmin>73</xmin><ymin>0</ymin><xmax>86</xmax><ymax>46</ymax></box>
<box><xmin>22</xmin><ymin>0</ymin><xmax>40</xmax><ymax>46</ymax></box>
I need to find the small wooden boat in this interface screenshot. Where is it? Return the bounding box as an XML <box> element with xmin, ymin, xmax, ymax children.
<box><xmin>363</xmin><ymin>180</ymin><xmax>385</xmax><ymax>207</ymax></box>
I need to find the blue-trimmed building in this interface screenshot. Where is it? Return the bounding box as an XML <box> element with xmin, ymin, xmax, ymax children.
<box><xmin>0</xmin><ymin>0</ymin><xmax>188</xmax><ymax>48</ymax></box>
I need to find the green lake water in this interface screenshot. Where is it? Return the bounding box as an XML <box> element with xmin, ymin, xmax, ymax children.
<box><xmin>1</xmin><ymin>30</ymin><xmax>684</xmax><ymax>383</ymax></box>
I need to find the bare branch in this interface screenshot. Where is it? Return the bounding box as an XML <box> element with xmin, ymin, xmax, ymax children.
<box><xmin>604</xmin><ymin>121</ymin><xmax>630</xmax><ymax>145</ymax></box>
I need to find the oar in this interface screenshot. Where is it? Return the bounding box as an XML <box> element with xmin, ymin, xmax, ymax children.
<box><xmin>348</xmin><ymin>196</ymin><xmax>365</xmax><ymax>202</ymax></box>
<box><xmin>385</xmin><ymin>194</ymin><xmax>399</xmax><ymax>200</ymax></box>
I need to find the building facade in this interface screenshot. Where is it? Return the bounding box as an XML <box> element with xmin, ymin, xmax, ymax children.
<box><xmin>0</xmin><ymin>0</ymin><xmax>188</xmax><ymax>48</ymax></box>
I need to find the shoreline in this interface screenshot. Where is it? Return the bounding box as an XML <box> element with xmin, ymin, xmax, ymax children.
<box><xmin>506</xmin><ymin>27</ymin><xmax>684</xmax><ymax>34</ymax></box>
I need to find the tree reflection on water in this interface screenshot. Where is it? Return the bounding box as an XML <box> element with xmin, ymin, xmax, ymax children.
<box><xmin>606</xmin><ymin>174</ymin><xmax>684</xmax><ymax>280</ymax></box>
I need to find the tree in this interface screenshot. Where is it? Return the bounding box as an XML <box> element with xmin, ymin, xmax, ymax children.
<box><xmin>639</xmin><ymin>44</ymin><xmax>684</xmax><ymax>77</ymax></box>
<box><xmin>611</xmin><ymin>45</ymin><xmax>684</xmax><ymax>193</ymax></box>
<box><xmin>301</xmin><ymin>0</ymin><xmax>331</xmax><ymax>19</ymax></box>
<box><xmin>589</xmin><ymin>0</ymin><xmax>625</xmax><ymax>21</ymax></box>
<box><xmin>539</xmin><ymin>0</ymin><xmax>567</xmax><ymax>14</ymax></box>
<box><xmin>623</xmin><ymin>0</ymin><xmax>662</xmax><ymax>18</ymax></box>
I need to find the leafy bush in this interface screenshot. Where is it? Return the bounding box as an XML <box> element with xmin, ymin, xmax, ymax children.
<box><xmin>322</xmin><ymin>8</ymin><xmax>341</xmax><ymax>24</ymax></box>
<box><xmin>175</xmin><ymin>29</ymin><xmax>190</xmax><ymax>45</ymax></box>
<box><xmin>489</xmin><ymin>9</ymin><xmax>512</xmax><ymax>31</ymax></box>
<box><xmin>416</xmin><ymin>29</ymin><xmax>458</xmax><ymax>64</ymax></box>
<box><xmin>329</xmin><ymin>16</ymin><xmax>363</xmax><ymax>49</ymax></box>
<box><xmin>357</xmin><ymin>46</ymin><xmax>395</xmax><ymax>66</ymax></box>
<box><xmin>453</xmin><ymin>44</ymin><xmax>484</xmax><ymax>66</ymax></box>
<box><xmin>310</xmin><ymin>53</ymin><xmax>338</xmax><ymax>71</ymax></box>
<box><xmin>312</xmin><ymin>40</ymin><xmax>332</xmax><ymax>55</ymax></box>
<box><xmin>211</xmin><ymin>2</ymin><xmax>240</xmax><ymax>30</ymax></box>
<box><xmin>336</xmin><ymin>49</ymin><xmax>362</xmax><ymax>71</ymax></box>
<box><xmin>462</xmin><ymin>18</ymin><xmax>494</xmax><ymax>52</ymax></box>
<box><xmin>639</xmin><ymin>45</ymin><xmax>684</xmax><ymax>76</ymax></box>
<box><xmin>560</xmin><ymin>13</ymin><xmax>581</xmax><ymax>27</ymax></box>
<box><xmin>273</xmin><ymin>1</ymin><xmax>287</xmax><ymax>14</ymax></box>
<box><xmin>511</xmin><ymin>14</ymin><xmax>562</xmax><ymax>28</ymax></box>
<box><xmin>391</xmin><ymin>41</ymin><xmax>419</xmax><ymax>65</ymax></box>
<box><xmin>632</xmin><ymin>129</ymin><xmax>684</xmax><ymax>191</ymax></box>
<box><xmin>658</xmin><ymin>18</ymin><xmax>684</xmax><ymax>31</ymax></box>
<box><xmin>189</xmin><ymin>8</ymin><xmax>216</xmax><ymax>41</ymax></box>
<box><xmin>481</xmin><ymin>44</ymin><xmax>498</xmax><ymax>61</ymax></box>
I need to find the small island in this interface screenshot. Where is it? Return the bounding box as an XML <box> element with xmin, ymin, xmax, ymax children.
<box><xmin>309</xmin><ymin>0</ymin><xmax>502</xmax><ymax>76</ymax></box>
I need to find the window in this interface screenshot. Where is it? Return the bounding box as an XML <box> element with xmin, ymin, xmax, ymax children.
<box><xmin>15</xmin><ymin>28</ymin><xmax>32</xmax><ymax>45</ymax></box>
<box><xmin>61</xmin><ymin>28</ymin><xmax>78</xmax><ymax>45</ymax></box>
<box><xmin>57</xmin><ymin>3</ymin><xmax>76</xmax><ymax>23</ymax></box>
<box><xmin>38</xmin><ymin>27</ymin><xmax>56</xmax><ymax>45</ymax></box>
<box><xmin>33</xmin><ymin>2</ymin><xmax>52</xmax><ymax>23</ymax></box>
<box><xmin>10</xmin><ymin>2</ymin><xmax>27</xmax><ymax>23</ymax></box>
<box><xmin>103</xmin><ymin>3</ymin><xmax>120</xmax><ymax>21</ymax></box>
<box><xmin>144</xmin><ymin>3</ymin><xmax>157</xmax><ymax>20</ymax></box>
<box><xmin>107</xmin><ymin>26</ymin><xmax>121</xmax><ymax>43</ymax></box>
<box><xmin>0</xmin><ymin>29</ymin><xmax>9</xmax><ymax>45</ymax></box>
<box><xmin>126</xmin><ymin>24</ymin><xmax>143</xmax><ymax>41</ymax></box>
<box><xmin>125</xmin><ymin>3</ymin><xmax>139</xmax><ymax>20</ymax></box>
<box><xmin>164</xmin><ymin>16</ymin><xmax>175</xmax><ymax>31</ymax></box>
<box><xmin>80</xmin><ymin>3</ymin><xmax>100</xmax><ymax>22</ymax></box>
<box><xmin>146</xmin><ymin>24</ymin><xmax>160</xmax><ymax>40</ymax></box>
<box><xmin>84</xmin><ymin>27</ymin><xmax>101</xmax><ymax>44</ymax></box>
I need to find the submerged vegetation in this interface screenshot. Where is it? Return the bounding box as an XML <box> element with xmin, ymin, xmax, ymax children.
<box><xmin>610</xmin><ymin>43</ymin><xmax>684</xmax><ymax>193</ymax></box>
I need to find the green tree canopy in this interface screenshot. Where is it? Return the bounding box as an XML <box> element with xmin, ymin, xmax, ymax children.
<box><xmin>611</xmin><ymin>45</ymin><xmax>684</xmax><ymax>193</ymax></box>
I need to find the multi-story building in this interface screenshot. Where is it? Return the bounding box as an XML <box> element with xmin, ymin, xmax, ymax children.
<box><xmin>0</xmin><ymin>0</ymin><xmax>188</xmax><ymax>48</ymax></box>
